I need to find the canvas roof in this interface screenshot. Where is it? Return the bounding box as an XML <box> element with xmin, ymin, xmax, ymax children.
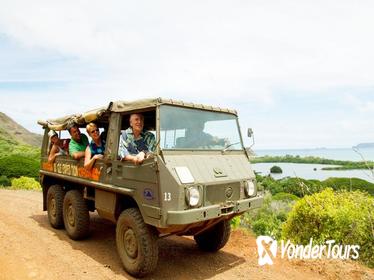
<box><xmin>37</xmin><ymin>98</ymin><xmax>237</xmax><ymax>131</ymax></box>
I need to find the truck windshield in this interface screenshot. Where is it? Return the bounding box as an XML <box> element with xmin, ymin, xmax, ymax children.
<box><xmin>159</xmin><ymin>105</ymin><xmax>243</xmax><ymax>150</ymax></box>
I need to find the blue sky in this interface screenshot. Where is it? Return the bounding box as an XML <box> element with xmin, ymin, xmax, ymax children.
<box><xmin>0</xmin><ymin>1</ymin><xmax>374</xmax><ymax>149</ymax></box>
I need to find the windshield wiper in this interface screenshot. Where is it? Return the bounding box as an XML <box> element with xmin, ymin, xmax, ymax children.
<box><xmin>221</xmin><ymin>142</ymin><xmax>240</xmax><ymax>153</ymax></box>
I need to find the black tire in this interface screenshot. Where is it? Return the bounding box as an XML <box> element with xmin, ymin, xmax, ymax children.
<box><xmin>194</xmin><ymin>220</ymin><xmax>231</xmax><ymax>252</ymax></box>
<box><xmin>116</xmin><ymin>208</ymin><xmax>158</xmax><ymax>278</ymax></box>
<box><xmin>47</xmin><ymin>185</ymin><xmax>65</xmax><ymax>229</ymax></box>
<box><xmin>63</xmin><ymin>190</ymin><xmax>90</xmax><ymax>240</ymax></box>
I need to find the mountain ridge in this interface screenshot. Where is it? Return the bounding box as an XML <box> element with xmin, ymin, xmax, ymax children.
<box><xmin>0</xmin><ymin>112</ymin><xmax>42</xmax><ymax>147</ymax></box>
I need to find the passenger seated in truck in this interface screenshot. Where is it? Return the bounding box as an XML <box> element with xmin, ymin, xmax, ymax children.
<box><xmin>67</xmin><ymin>123</ymin><xmax>89</xmax><ymax>160</ymax></box>
<box><xmin>48</xmin><ymin>130</ymin><xmax>68</xmax><ymax>163</ymax></box>
<box><xmin>118</xmin><ymin>113</ymin><xmax>156</xmax><ymax>165</ymax></box>
<box><xmin>176</xmin><ymin>121</ymin><xmax>226</xmax><ymax>148</ymax></box>
<box><xmin>84</xmin><ymin>122</ymin><xmax>105</xmax><ymax>170</ymax></box>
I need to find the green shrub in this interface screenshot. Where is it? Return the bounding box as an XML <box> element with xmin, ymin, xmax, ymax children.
<box><xmin>0</xmin><ymin>155</ymin><xmax>39</xmax><ymax>179</ymax></box>
<box><xmin>278</xmin><ymin>178</ymin><xmax>323</xmax><ymax>197</ymax></box>
<box><xmin>282</xmin><ymin>188</ymin><xmax>374</xmax><ymax>267</ymax></box>
<box><xmin>256</xmin><ymin>174</ymin><xmax>374</xmax><ymax>198</ymax></box>
<box><xmin>10</xmin><ymin>176</ymin><xmax>41</xmax><ymax>191</ymax></box>
<box><xmin>322</xmin><ymin>177</ymin><xmax>374</xmax><ymax>196</ymax></box>
<box><xmin>251</xmin><ymin>215</ymin><xmax>284</xmax><ymax>238</ymax></box>
<box><xmin>0</xmin><ymin>175</ymin><xmax>11</xmax><ymax>187</ymax></box>
<box><xmin>258</xmin><ymin>175</ymin><xmax>283</xmax><ymax>195</ymax></box>
<box><xmin>270</xmin><ymin>165</ymin><xmax>283</xmax><ymax>173</ymax></box>
<box><xmin>230</xmin><ymin>216</ymin><xmax>241</xmax><ymax>229</ymax></box>
<box><xmin>243</xmin><ymin>192</ymin><xmax>294</xmax><ymax>239</ymax></box>
<box><xmin>272</xmin><ymin>192</ymin><xmax>299</xmax><ymax>202</ymax></box>
<box><xmin>259</xmin><ymin>176</ymin><xmax>323</xmax><ymax>198</ymax></box>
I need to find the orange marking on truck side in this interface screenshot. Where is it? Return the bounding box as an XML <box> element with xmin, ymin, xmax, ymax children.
<box><xmin>42</xmin><ymin>160</ymin><xmax>100</xmax><ymax>181</ymax></box>
<box><xmin>42</xmin><ymin>162</ymin><xmax>53</xmax><ymax>172</ymax></box>
<box><xmin>78</xmin><ymin>167</ymin><xmax>101</xmax><ymax>181</ymax></box>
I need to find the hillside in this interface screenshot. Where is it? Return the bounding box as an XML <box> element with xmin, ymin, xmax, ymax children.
<box><xmin>0</xmin><ymin>112</ymin><xmax>42</xmax><ymax>147</ymax></box>
<box><xmin>0</xmin><ymin>113</ymin><xmax>41</xmax><ymax>180</ymax></box>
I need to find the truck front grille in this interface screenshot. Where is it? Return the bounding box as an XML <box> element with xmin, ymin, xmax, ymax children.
<box><xmin>205</xmin><ymin>183</ymin><xmax>240</xmax><ymax>206</ymax></box>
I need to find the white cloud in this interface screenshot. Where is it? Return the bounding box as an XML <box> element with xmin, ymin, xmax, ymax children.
<box><xmin>343</xmin><ymin>94</ymin><xmax>374</xmax><ymax>113</ymax></box>
<box><xmin>1</xmin><ymin>1</ymin><xmax>374</xmax><ymax>90</ymax></box>
<box><xmin>1</xmin><ymin>1</ymin><xmax>374</xmax><ymax>148</ymax></box>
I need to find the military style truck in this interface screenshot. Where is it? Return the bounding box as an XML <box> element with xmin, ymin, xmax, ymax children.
<box><xmin>38</xmin><ymin>98</ymin><xmax>263</xmax><ymax>277</ymax></box>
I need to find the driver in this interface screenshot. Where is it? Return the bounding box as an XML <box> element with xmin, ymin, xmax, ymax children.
<box><xmin>177</xmin><ymin>122</ymin><xmax>226</xmax><ymax>148</ymax></box>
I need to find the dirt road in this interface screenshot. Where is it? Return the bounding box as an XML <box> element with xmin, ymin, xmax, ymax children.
<box><xmin>0</xmin><ymin>189</ymin><xmax>372</xmax><ymax>280</ymax></box>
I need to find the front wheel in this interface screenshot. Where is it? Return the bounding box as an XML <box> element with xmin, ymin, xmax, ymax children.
<box><xmin>116</xmin><ymin>208</ymin><xmax>158</xmax><ymax>278</ymax></box>
<box><xmin>194</xmin><ymin>220</ymin><xmax>231</xmax><ymax>252</ymax></box>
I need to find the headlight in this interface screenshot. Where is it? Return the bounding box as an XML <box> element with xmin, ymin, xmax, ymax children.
<box><xmin>186</xmin><ymin>186</ymin><xmax>200</xmax><ymax>207</ymax></box>
<box><xmin>245</xmin><ymin>180</ymin><xmax>256</xmax><ymax>197</ymax></box>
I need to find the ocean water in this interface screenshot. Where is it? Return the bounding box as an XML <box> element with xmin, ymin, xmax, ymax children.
<box><xmin>254</xmin><ymin>147</ymin><xmax>374</xmax><ymax>162</ymax></box>
<box><xmin>252</xmin><ymin>162</ymin><xmax>374</xmax><ymax>183</ymax></box>
<box><xmin>251</xmin><ymin>147</ymin><xmax>374</xmax><ymax>183</ymax></box>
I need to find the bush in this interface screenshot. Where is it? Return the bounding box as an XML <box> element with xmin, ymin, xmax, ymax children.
<box><xmin>0</xmin><ymin>155</ymin><xmax>39</xmax><ymax>179</ymax></box>
<box><xmin>243</xmin><ymin>192</ymin><xmax>294</xmax><ymax>239</ymax></box>
<box><xmin>272</xmin><ymin>192</ymin><xmax>299</xmax><ymax>202</ymax></box>
<box><xmin>10</xmin><ymin>176</ymin><xmax>41</xmax><ymax>191</ymax></box>
<box><xmin>257</xmin><ymin>175</ymin><xmax>283</xmax><ymax>194</ymax></box>
<box><xmin>282</xmin><ymin>188</ymin><xmax>374</xmax><ymax>267</ymax></box>
<box><xmin>270</xmin><ymin>165</ymin><xmax>283</xmax><ymax>173</ymax></box>
<box><xmin>230</xmin><ymin>216</ymin><xmax>241</xmax><ymax>229</ymax></box>
<box><xmin>258</xmin><ymin>175</ymin><xmax>324</xmax><ymax>198</ymax></box>
<box><xmin>256</xmin><ymin>174</ymin><xmax>374</xmax><ymax>198</ymax></box>
<box><xmin>0</xmin><ymin>175</ymin><xmax>11</xmax><ymax>187</ymax></box>
<box><xmin>278</xmin><ymin>178</ymin><xmax>323</xmax><ymax>197</ymax></box>
<box><xmin>322</xmin><ymin>177</ymin><xmax>374</xmax><ymax>196</ymax></box>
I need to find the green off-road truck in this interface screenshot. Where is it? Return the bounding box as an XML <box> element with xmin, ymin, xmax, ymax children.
<box><xmin>38</xmin><ymin>98</ymin><xmax>263</xmax><ymax>277</ymax></box>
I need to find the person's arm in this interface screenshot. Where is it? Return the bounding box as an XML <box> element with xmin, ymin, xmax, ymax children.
<box><xmin>123</xmin><ymin>151</ymin><xmax>145</xmax><ymax>164</ymax></box>
<box><xmin>84</xmin><ymin>146</ymin><xmax>93</xmax><ymax>169</ymax></box>
<box><xmin>71</xmin><ymin>151</ymin><xmax>85</xmax><ymax>160</ymax></box>
<box><xmin>118</xmin><ymin>132</ymin><xmax>145</xmax><ymax>164</ymax></box>
<box><xmin>48</xmin><ymin>145</ymin><xmax>59</xmax><ymax>163</ymax></box>
<box><xmin>69</xmin><ymin>139</ymin><xmax>86</xmax><ymax>160</ymax></box>
<box><xmin>119</xmin><ymin>133</ymin><xmax>138</xmax><ymax>163</ymax></box>
<box><xmin>84</xmin><ymin>146</ymin><xmax>103</xmax><ymax>170</ymax></box>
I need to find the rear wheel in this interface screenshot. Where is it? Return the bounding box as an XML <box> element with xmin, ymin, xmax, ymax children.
<box><xmin>116</xmin><ymin>208</ymin><xmax>158</xmax><ymax>277</ymax></box>
<box><xmin>63</xmin><ymin>190</ymin><xmax>90</xmax><ymax>240</ymax></box>
<box><xmin>47</xmin><ymin>185</ymin><xmax>65</xmax><ymax>229</ymax></box>
<box><xmin>194</xmin><ymin>220</ymin><xmax>231</xmax><ymax>252</ymax></box>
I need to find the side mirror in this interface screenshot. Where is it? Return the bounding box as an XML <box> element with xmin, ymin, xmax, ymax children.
<box><xmin>247</xmin><ymin>128</ymin><xmax>255</xmax><ymax>148</ymax></box>
<box><xmin>247</xmin><ymin>128</ymin><xmax>254</xmax><ymax>138</ymax></box>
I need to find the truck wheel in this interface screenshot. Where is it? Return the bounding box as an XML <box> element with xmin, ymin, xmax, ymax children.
<box><xmin>63</xmin><ymin>190</ymin><xmax>90</xmax><ymax>240</ymax></box>
<box><xmin>116</xmin><ymin>208</ymin><xmax>158</xmax><ymax>277</ymax></box>
<box><xmin>194</xmin><ymin>220</ymin><xmax>231</xmax><ymax>252</ymax></box>
<box><xmin>47</xmin><ymin>185</ymin><xmax>65</xmax><ymax>229</ymax></box>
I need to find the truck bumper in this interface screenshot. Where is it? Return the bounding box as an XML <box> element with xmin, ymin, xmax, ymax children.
<box><xmin>166</xmin><ymin>195</ymin><xmax>263</xmax><ymax>225</ymax></box>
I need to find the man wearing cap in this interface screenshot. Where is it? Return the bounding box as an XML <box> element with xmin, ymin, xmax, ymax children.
<box><xmin>67</xmin><ymin>123</ymin><xmax>89</xmax><ymax>160</ymax></box>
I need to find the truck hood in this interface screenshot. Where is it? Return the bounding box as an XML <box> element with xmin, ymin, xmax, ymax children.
<box><xmin>163</xmin><ymin>153</ymin><xmax>255</xmax><ymax>184</ymax></box>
